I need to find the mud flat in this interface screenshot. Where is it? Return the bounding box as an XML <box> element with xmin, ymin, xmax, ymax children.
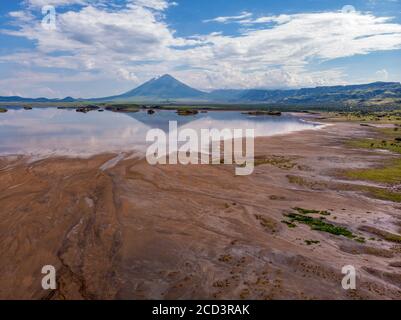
<box><xmin>0</xmin><ymin>116</ymin><xmax>401</xmax><ymax>299</ymax></box>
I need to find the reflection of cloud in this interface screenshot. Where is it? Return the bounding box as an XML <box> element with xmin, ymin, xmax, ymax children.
<box><xmin>0</xmin><ymin>109</ymin><xmax>151</xmax><ymax>156</ymax></box>
<box><xmin>179</xmin><ymin>116</ymin><xmax>318</xmax><ymax>138</ymax></box>
<box><xmin>166</xmin><ymin>116</ymin><xmax>320</xmax><ymax>155</ymax></box>
<box><xmin>0</xmin><ymin>109</ymin><xmax>320</xmax><ymax>158</ymax></box>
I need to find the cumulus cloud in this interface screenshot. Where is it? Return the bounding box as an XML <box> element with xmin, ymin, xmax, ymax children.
<box><xmin>179</xmin><ymin>10</ymin><xmax>401</xmax><ymax>89</ymax></box>
<box><xmin>1</xmin><ymin>1</ymin><xmax>401</xmax><ymax>97</ymax></box>
<box><xmin>199</xmin><ymin>12</ymin><xmax>401</xmax><ymax>62</ymax></box>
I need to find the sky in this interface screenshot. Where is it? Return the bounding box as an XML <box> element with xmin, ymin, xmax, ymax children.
<box><xmin>0</xmin><ymin>0</ymin><xmax>401</xmax><ymax>98</ymax></box>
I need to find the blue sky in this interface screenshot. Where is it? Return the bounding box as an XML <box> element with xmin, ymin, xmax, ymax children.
<box><xmin>0</xmin><ymin>0</ymin><xmax>401</xmax><ymax>98</ymax></box>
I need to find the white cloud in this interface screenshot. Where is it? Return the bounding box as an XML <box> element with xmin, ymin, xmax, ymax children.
<box><xmin>1</xmin><ymin>2</ymin><xmax>401</xmax><ymax>97</ymax></box>
<box><xmin>203</xmin><ymin>11</ymin><xmax>252</xmax><ymax>24</ymax></box>
<box><xmin>128</xmin><ymin>0</ymin><xmax>177</xmax><ymax>11</ymax></box>
<box><xmin>24</xmin><ymin>0</ymin><xmax>89</xmax><ymax>7</ymax></box>
<box><xmin>180</xmin><ymin>11</ymin><xmax>401</xmax><ymax>89</ymax></box>
<box><xmin>204</xmin><ymin>12</ymin><xmax>292</xmax><ymax>25</ymax></box>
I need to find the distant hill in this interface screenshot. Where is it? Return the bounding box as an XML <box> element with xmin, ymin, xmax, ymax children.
<box><xmin>0</xmin><ymin>96</ymin><xmax>77</xmax><ymax>103</ymax></box>
<box><xmin>0</xmin><ymin>96</ymin><xmax>52</xmax><ymax>103</ymax></box>
<box><xmin>206</xmin><ymin>89</ymin><xmax>248</xmax><ymax>101</ymax></box>
<box><xmin>209</xmin><ymin>82</ymin><xmax>401</xmax><ymax>106</ymax></box>
<box><xmin>1</xmin><ymin>75</ymin><xmax>401</xmax><ymax>107</ymax></box>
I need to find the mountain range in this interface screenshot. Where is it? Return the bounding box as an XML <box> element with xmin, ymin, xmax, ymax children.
<box><xmin>1</xmin><ymin>74</ymin><xmax>401</xmax><ymax>106</ymax></box>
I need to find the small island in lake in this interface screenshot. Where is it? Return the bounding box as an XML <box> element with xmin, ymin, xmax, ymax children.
<box><xmin>244</xmin><ymin>111</ymin><xmax>282</xmax><ymax>116</ymax></box>
<box><xmin>177</xmin><ymin>109</ymin><xmax>199</xmax><ymax>116</ymax></box>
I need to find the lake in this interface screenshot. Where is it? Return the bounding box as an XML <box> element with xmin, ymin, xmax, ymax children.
<box><xmin>0</xmin><ymin>107</ymin><xmax>322</xmax><ymax>158</ymax></box>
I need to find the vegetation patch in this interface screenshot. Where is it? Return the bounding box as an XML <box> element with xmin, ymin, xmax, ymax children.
<box><xmin>342</xmin><ymin>129</ymin><xmax>401</xmax><ymax>202</ymax></box>
<box><xmin>378</xmin><ymin>127</ymin><xmax>401</xmax><ymax>138</ymax></box>
<box><xmin>331</xmin><ymin>111</ymin><xmax>401</xmax><ymax>124</ymax></box>
<box><xmin>345</xmin><ymin>159</ymin><xmax>401</xmax><ymax>184</ymax></box>
<box><xmin>105</xmin><ymin>104</ymin><xmax>140</xmax><ymax>113</ymax></box>
<box><xmin>347</xmin><ymin>138</ymin><xmax>401</xmax><ymax>154</ymax></box>
<box><xmin>255</xmin><ymin>214</ymin><xmax>279</xmax><ymax>233</ymax></box>
<box><xmin>243</xmin><ymin>111</ymin><xmax>282</xmax><ymax>116</ymax></box>
<box><xmin>218</xmin><ymin>254</ymin><xmax>233</xmax><ymax>263</ymax></box>
<box><xmin>254</xmin><ymin>155</ymin><xmax>297</xmax><ymax>169</ymax></box>
<box><xmin>297</xmin><ymin>165</ymin><xmax>313</xmax><ymax>172</ymax></box>
<box><xmin>355</xmin><ymin>237</ymin><xmax>366</xmax><ymax>243</ymax></box>
<box><xmin>366</xmin><ymin>187</ymin><xmax>401</xmax><ymax>203</ymax></box>
<box><xmin>283</xmin><ymin>213</ymin><xmax>356</xmax><ymax>239</ymax></box>
<box><xmin>287</xmin><ymin>175</ymin><xmax>327</xmax><ymax>190</ymax></box>
<box><xmin>0</xmin><ymin>107</ymin><xmax>7</xmax><ymax>113</ymax></box>
<box><xmin>305</xmin><ymin>240</ymin><xmax>320</xmax><ymax>246</ymax></box>
<box><xmin>281</xmin><ymin>220</ymin><xmax>297</xmax><ymax>228</ymax></box>
<box><xmin>359</xmin><ymin>225</ymin><xmax>401</xmax><ymax>243</ymax></box>
<box><xmin>177</xmin><ymin>109</ymin><xmax>199</xmax><ymax>116</ymax></box>
<box><xmin>346</xmin><ymin>120</ymin><xmax>401</xmax><ymax>155</ymax></box>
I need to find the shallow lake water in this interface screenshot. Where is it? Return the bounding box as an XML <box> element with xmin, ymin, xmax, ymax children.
<box><xmin>0</xmin><ymin>107</ymin><xmax>322</xmax><ymax>158</ymax></box>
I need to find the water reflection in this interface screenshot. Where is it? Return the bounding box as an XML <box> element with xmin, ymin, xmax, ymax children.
<box><xmin>0</xmin><ymin>108</ymin><xmax>321</xmax><ymax>157</ymax></box>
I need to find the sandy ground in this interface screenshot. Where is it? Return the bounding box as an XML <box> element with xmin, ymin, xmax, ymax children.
<box><xmin>0</xmin><ymin>118</ymin><xmax>400</xmax><ymax>300</ymax></box>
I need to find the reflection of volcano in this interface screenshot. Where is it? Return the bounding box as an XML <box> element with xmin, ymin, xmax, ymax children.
<box><xmin>124</xmin><ymin>110</ymin><xmax>200</xmax><ymax>131</ymax></box>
